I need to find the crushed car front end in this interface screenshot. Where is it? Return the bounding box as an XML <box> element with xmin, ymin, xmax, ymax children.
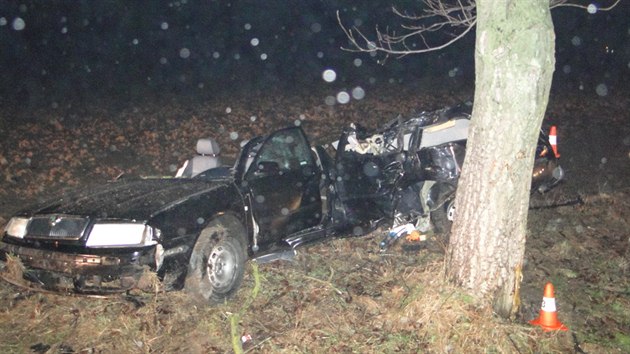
<box><xmin>329</xmin><ymin>104</ymin><xmax>565</xmax><ymax>236</ymax></box>
<box><xmin>0</xmin><ymin>215</ymin><xmax>163</xmax><ymax>294</ymax></box>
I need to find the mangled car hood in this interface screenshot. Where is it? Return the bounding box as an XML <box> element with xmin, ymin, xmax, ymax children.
<box><xmin>18</xmin><ymin>177</ymin><xmax>233</xmax><ymax>221</ymax></box>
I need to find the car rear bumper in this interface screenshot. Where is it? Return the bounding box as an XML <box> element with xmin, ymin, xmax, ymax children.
<box><xmin>0</xmin><ymin>241</ymin><xmax>157</xmax><ymax>294</ymax></box>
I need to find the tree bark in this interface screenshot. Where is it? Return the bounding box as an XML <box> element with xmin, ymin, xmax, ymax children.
<box><xmin>447</xmin><ymin>0</ymin><xmax>555</xmax><ymax>318</ymax></box>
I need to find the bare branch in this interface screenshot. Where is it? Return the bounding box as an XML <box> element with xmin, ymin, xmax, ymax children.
<box><xmin>338</xmin><ymin>0</ymin><xmax>621</xmax><ymax>58</ymax></box>
<box><xmin>337</xmin><ymin>0</ymin><xmax>476</xmax><ymax>57</ymax></box>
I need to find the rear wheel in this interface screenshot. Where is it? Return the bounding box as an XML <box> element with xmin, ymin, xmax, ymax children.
<box><xmin>185</xmin><ymin>218</ymin><xmax>247</xmax><ymax>304</ymax></box>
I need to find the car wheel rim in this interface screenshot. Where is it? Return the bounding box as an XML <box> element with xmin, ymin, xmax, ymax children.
<box><xmin>206</xmin><ymin>244</ymin><xmax>237</xmax><ymax>289</ymax></box>
<box><xmin>446</xmin><ymin>201</ymin><xmax>455</xmax><ymax>222</ymax></box>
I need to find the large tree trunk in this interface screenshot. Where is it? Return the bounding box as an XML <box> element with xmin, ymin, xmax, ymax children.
<box><xmin>447</xmin><ymin>0</ymin><xmax>555</xmax><ymax>318</ymax></box>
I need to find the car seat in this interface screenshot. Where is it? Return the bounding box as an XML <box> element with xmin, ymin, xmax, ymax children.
<box><xmin>176</xmin><ymin>138</ymin><xmax>222</xmax><ymax>177</ymax></box>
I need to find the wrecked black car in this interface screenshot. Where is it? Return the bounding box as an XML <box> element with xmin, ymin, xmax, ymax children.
<box><xmin>332</xmin><ymin>103</ymin><xmax>564</xmax><ymax>234</ymax></box>
<box><xmin>0</xmin><ymin>105</ymin><xmax>563</xmax><ymax>302</ymax></box>
<box><xmin>1</xmin><ymin>127</ymin><xmax>335</xmax><ymax>303</ymax></box>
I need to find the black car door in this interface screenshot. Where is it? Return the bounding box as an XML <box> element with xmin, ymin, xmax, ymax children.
<box><xmin>244</xmin><ymin>127</ymin><xmax>322</xmax><ymax>246</ymax></box>
<box><xmin>332</xmin><ymin>128</ymin><xmax>404</xmax><ymax>226</ymax></box>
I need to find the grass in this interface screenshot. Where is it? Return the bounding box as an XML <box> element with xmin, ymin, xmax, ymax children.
<box><xmin>0</xmin><ymin>228</ymin><xmax>617</xmax><ymax>353</ymax></box>
<box><xmin>1</xmin><ymin>206</ymin><xmax>628</xmax><ymax>352</ymax></box>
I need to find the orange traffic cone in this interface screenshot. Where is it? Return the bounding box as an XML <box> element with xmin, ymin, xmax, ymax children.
<box><xmin>529</xmin><ymin>282</ymin><xmax>568</xmax><ymax>331</ymax></box>
<box><xmin>549</xmin><ymin>126</ymin><xmax>560</xmax><ymax>158</ymax></box>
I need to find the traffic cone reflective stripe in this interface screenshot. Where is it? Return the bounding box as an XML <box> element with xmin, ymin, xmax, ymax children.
<box><xmin>549</xmin><ymin>126</ymin><xmax>560</xmax><ymax>158</ymax></box>
<box><xmin>529</xmin><ymin>282</ymin><xmax>568</xmax><ymax>331</ymax></box>
<box><xmin>541</xmin><ymin>296</ymin><xmax>556</xmax><ymax>312</ymax></box>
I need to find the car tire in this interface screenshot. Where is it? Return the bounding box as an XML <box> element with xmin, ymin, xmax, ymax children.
<box><xmin>184</xmin><ymin>217</ymin><xmax>247</xmax><ymax>304</ymax></box>
<box><xmin>431</xmin><ymin>190</ymin><xmax>456</xmax><ymax>237</ymax></box>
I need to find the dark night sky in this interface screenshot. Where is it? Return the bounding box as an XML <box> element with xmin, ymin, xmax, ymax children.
<box><xmin>0</xmin><ymin>1</ymin><xmax>628</xmax><ymax>109</ymax></box>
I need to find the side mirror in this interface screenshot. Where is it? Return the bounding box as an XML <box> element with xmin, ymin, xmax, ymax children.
<box><xmin>253</xmin><ymin>161</ymin><xmax>280</xmax><ymax>177</ymax></box>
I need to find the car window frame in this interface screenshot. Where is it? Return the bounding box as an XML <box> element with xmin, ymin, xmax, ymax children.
<box><xmin>244</xmin><ymin>127</ymin><xmax>316</xmax><ymax>180</ymax></box>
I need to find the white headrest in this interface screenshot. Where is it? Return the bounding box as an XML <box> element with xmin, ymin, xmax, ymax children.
<box><xmin>196</xmin><ymin>138</ymin><xmax>220</xmax><ymax>155</ymax></box>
